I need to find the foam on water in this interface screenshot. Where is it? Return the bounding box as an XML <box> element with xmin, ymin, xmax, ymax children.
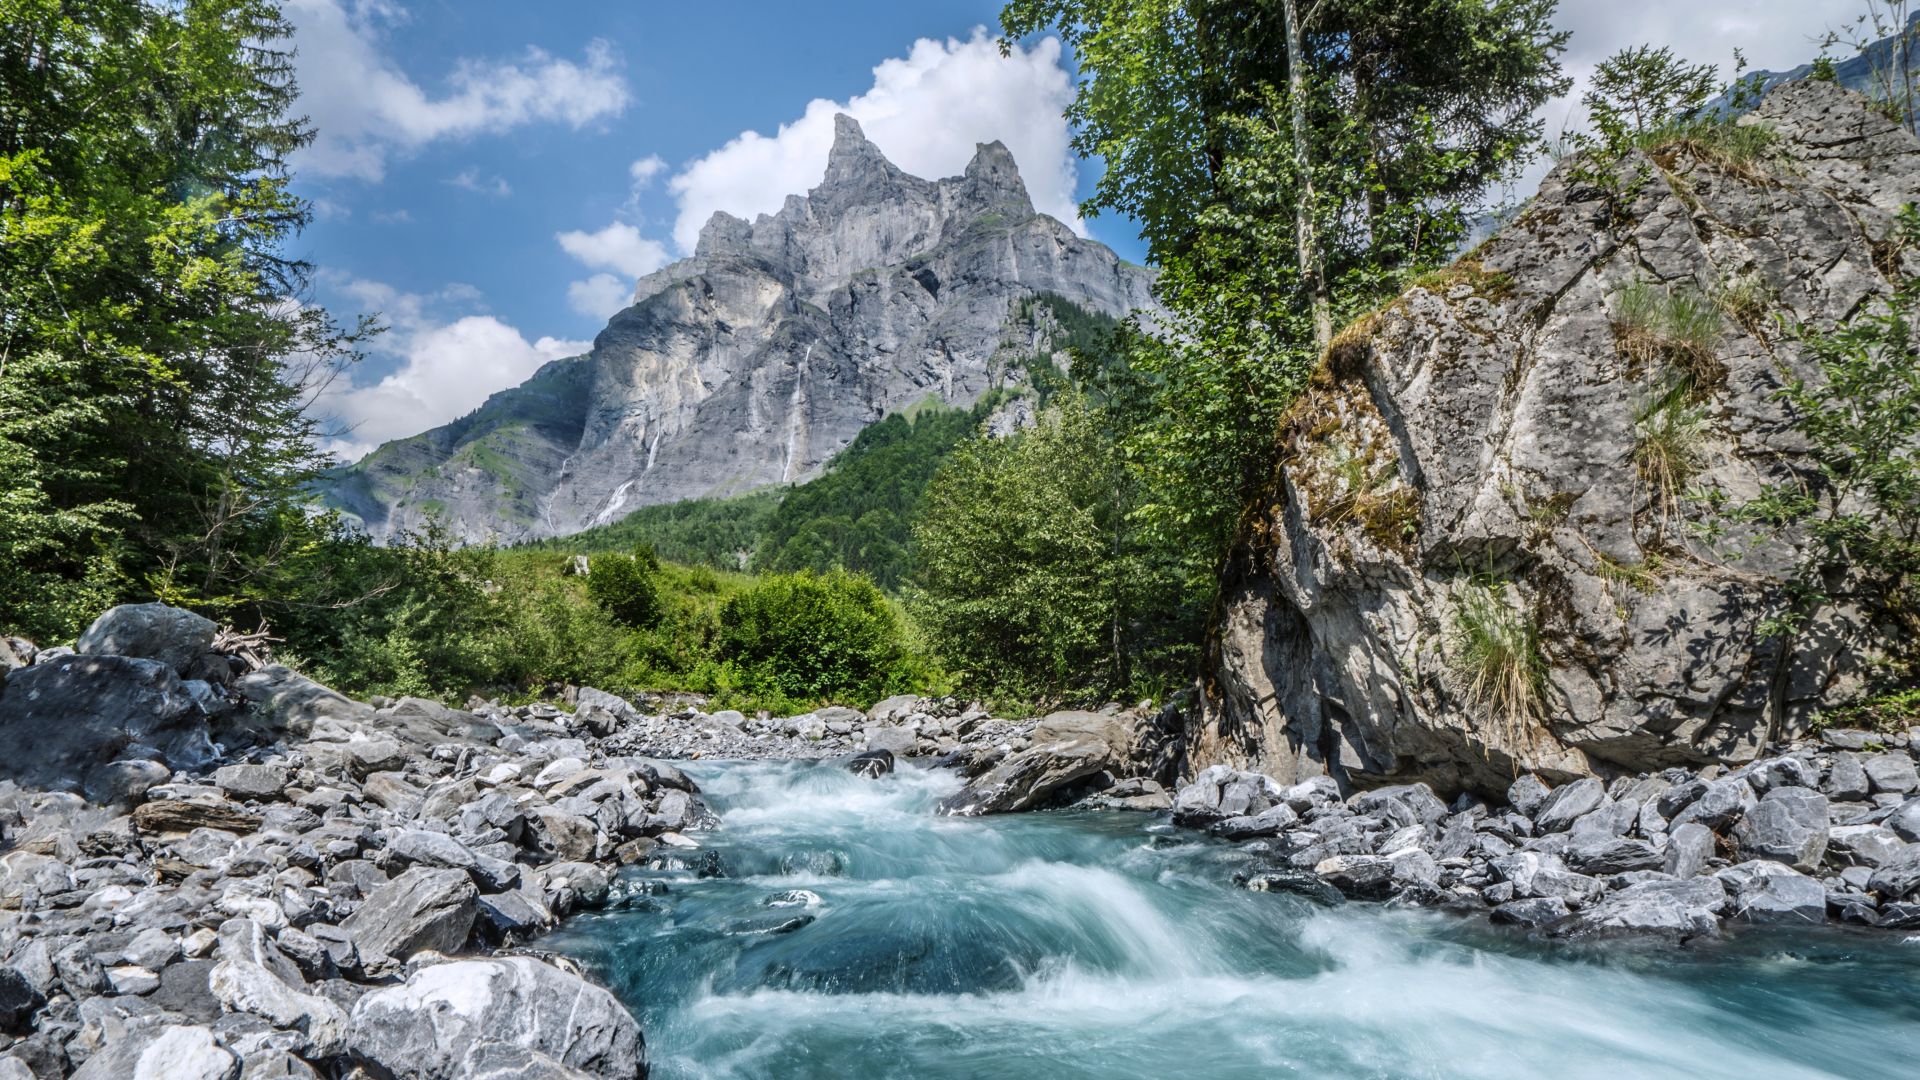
<box><xmin>552</xmin><ymin>759</ymin><xmax>1920</xmax><ymax>1080</ymax></box>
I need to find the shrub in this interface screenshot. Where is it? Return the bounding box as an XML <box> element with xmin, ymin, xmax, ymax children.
<box><xmin>1452</xmin><ymin>574</ymin><xmax>1547</xmax><ymax>744</ymax></box>
<box><xmin>718</xmin><ymin>570</ymin><xmax>906</xmax><ymax>704</ymax></box>
<box><xmin>586</xmin><ymin>551</ymin><xmax>663</xmax><ymax>628</ymax></box>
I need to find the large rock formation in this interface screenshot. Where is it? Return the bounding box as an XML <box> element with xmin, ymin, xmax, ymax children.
<box><xmin>1196</xmin><ymin>81</ymin><xmax>1920</xmax><ymax>796</ymax></box>
<box><xmin>327</xmin><ymin>114</ymin><xmax>1155</xmax><ymax>543</ymax></box>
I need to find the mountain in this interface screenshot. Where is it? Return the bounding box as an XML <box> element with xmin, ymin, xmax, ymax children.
<box><xmin>323</xmin><ymin>115</ymin><xmax>1156</xmax><ymax>543</ymax></box>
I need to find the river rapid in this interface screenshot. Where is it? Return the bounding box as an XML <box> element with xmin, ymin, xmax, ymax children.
<box><xmin>550</xmin><ymin>759</ymin><xmax>1920</xmax><ymax>1080</ymax></box>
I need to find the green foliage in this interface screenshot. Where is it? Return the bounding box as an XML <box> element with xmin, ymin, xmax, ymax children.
<box><xmin>911</xmin><ymin>394</ymin><xmax>1205</xmax><ymax>705</ymax></box>
<box><xmin>718</xmin><ymin>571</ymin><xmax>910</xmax><ymax>706</ymax></box>
<box><xmin>1451</xmin><ymin>573</ymin><xmax>1547</xmax><ymax>741</ymax></box>
<box><xmin>1000</xmin><ymin>0</ymin><xmax>1571</xmax><ymax>557</ymax></box>
<box><xmin>530</xmin><ymin>492</ymin><xmax>779</xmax><ymax>570</ymax></box>
<box><xmin>0</xmin><ymin>0</ymin><xmax>370</xmax><ymax>642</ymax></box>
<box><xmin>1581</xmin><ymin>45</ymin><xmax>1719</xmax><ymax>146</ymax></box>
<box><xmin>586</xmin><ymin>550</ymin><xmax>663</xmax><ymax>629</ymax></box>
<box><xmin>1732</xmin><ymin>207</ymin><xmax>1920</xmax><ymax>705</ymax></box>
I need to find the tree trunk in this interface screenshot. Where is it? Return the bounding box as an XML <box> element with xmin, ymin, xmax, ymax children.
<box><xmin>1281</xmin><ymin>0</ymin><xmax>1333</xmax><ymax>353</ymax></box>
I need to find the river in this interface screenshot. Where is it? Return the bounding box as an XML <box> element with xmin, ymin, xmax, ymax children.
<box><xmin>549</xmin><ymin>759</ymin><xmax>1920</xmax><ymax>1079</ymax></box>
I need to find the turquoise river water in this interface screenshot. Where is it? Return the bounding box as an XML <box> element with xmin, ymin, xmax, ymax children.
<box><xmin>549</xmin><ymin>759</ymin><xmax>1920</xmax><ymax>1080</ymax></box>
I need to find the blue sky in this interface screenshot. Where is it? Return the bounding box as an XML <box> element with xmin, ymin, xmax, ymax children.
<box><xmin>293</xmin><ymin>0</ymin><xmax>1866</xmax><ymax>458</ymax></box>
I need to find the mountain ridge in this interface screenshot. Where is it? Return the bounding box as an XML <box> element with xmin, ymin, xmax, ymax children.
<box><xmin>323</xmin><ymin>116</ymin><xmax>1156</xmax><ymax>544</ymax></box>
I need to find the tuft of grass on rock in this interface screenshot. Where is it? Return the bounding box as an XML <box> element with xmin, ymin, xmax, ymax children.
<box><xmin>1452</xmin><ymin>574</ymin><xmax>1547</xmax><ymax>746</ymax></box>
<box><xmin>1632</xmin><ymin>376</ymin><xmax>1709</xmax><ymax>515</ymax></box>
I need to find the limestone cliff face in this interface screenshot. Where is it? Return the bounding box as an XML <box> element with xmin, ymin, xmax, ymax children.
<box><xmin>1195</xmin><ymin>82</ymin><xmax>1920</xmax><ymax>796</ymax></box>
<box><xmin>327</xmin><ymin>115</ymin><xmax>1156</xmax><ymax>542</ymax></box>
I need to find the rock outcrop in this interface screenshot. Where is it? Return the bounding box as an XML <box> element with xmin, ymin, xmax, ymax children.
<box><xmin>1197</xmin><ymin>80</ymin><xmax>1920</xmax><ymax>795</ymax></box>
<box><xmin>326</xmin><ymin>114</ymin><xmax>1155</xmax><ymax>543</ymax></box>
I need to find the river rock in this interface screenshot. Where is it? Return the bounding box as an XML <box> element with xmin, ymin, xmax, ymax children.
<box><xmin>1534</xmin><ymin>779</ymin><xmax>1606</xmax><ymax>832</ymax></box>
<box><xmin>0</xmin><ymin>966</ymin><xmax>43</xmax><ymax>1033</ymax></box>
<box><xmin>71</xmin><ymin>1023</ymin><xmax>237</xmax><ymax>1080</ymax></box>
<box><xmin>1491</xmin><ymin>896</ymin><xmax>1570</xmax><ymax>927</ymax></box>
<box><xmin>346</xmin><ymin>956</ymin><xmax>644</xmax><ymax>1080</ymax></box>
<box><xmin>1664</xmin><ymin>822</ymin><xmax>1716</xmax><ymax>879</ymax></box>
<box><xmin>864</xmin><ymin>725</ymin><xmax>918</xmax><ymax>757</ymax></box>
<box><xmin>1828</xmin><ymin>824</ymin><xmax>1906</xmax><ymax>867</ymax></box>
<box><xmin>1824</xmin><ymin>753</ymin><xmax>1871</xmax><ymax>801</ymax></box>
<box><xmin>1732</xmin><ymin>787</ymin><xmax>1829</xmax><ymax>870</ymax></box>
<box><xmin>76</xmin><ymin>603</ymin><xmax>218</xmax><ymax>676</ymax></box>
<box><xmin>1671</xmin><ymin>779</ymin><xmax>1757</xmax><ymax>832</ymax></box>
<box><xmin>0</xmin><ymin>655</ymin><xmax>215</xmax><ymax>792</ymax></box>
<box><xmin>843</xmin><ymin>749</ymin><xmax>894</xmax><ymax>778</ymax></box>
<box><xmin>208</xmin><ymin>959</ymin><xmax>348</xmax><ymax>1058</ymax></box>
<box><xmin>1560</xmin><ymin>878</ymin><xmax>1728</xmax><ymax>938</ymax></box>
<box><xmin>213</xmin><ymin>764</ymin><xmax>289</xmax><ymax>802</ymax></box>
<box><xmin>1864</xmin><ymin>753</ymin><xmax>1920</xmax><ymax>795</ymax></box>
<box><xmin>1506</xmin><ymin>774</ymin><xmax>1552</xmax><ymax>817</ymax></box>
<box><xmin>938</xmin><ymin>711</ymin><xmax>1131</xmax><ymax>815</ymax></box>
<box><xmin>341</xmin><ymin>868</ymin><xmax>476</xmax><ymax>964</ymax></box>
<box><xmin>1867</xmin><ymin>845</ymin><xmax>1920</xmax><ymax>900</ymax></box>
<box><xmin>1729</xmin><ymin>866</ymin><xmax>1827</xmax><ymax>925</ymax></box>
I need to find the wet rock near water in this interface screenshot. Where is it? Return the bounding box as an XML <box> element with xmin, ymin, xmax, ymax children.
<box><xmin>1185</xmin><ymin>738</ymin><xmax>1920</xmax><ymax>941</ymax></box>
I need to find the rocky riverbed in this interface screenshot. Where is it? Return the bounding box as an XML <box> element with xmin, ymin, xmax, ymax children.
<box><xmin>3</xmin><ymin>603</ymin><xmax>1919</xmax><ymax>1078</ymax></box>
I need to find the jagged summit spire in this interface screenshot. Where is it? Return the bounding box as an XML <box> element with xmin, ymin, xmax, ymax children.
<box><xmin>822</xmin><ymin>113</ymin><xmax>897</xmax><ymax>186</ymax></box>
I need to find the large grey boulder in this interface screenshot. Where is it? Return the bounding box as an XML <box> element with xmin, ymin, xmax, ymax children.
<box><xmin>1728</xmin><ymin>866</ymin><xmax>1827</xmax><ymax>925</ymax></box>
<box><xmin>1732</xmin><ymin>787</ymin><xmax>1829</xmax><ymax>870</ymax></box>
<box><xmin>346</xmin><ymin>957</ymin><xmax>644</xmax><ymax>1080</ymax></box>
<box><xmin>0</xmin><ymin>654</ymin><xmax>213</xmax><ymax>792</ymax></box>
<box><xmin>1868</xmin><ymin>845</ymin><xmax>1920</xmax><ymax>900</ymax></box>
<box><xmin>70</xmin><ymin>1023</ymin><xmax>237</xmax><ymax>1080</ymax></box>
<box><xmin>233</xmin><ymin>666</ymin><xmax>373</xmax><ymax>739</ymax></box>
<box><xmin>1559</xmin><ymin>878</ymin><xmax>1728</xmax><ymax>939</ymax></box>
<box><xmin>76</xmin><ymin>603</ymin><xmax>217</xmax><ymax>675</ymax></box>
<box><xmin>341</xmin><ymin>868</ymin><xmax>477</xmax><ymax>964</ymax></box>
<box><xmin>939</xmin><ymin>711</ymin><xmax>1136</xmax><ymax>815</ymax></box>
<box><xmin>1191</xmin><ymin>80</ymin><xmax>1919</xmax><ymax>795</ymax></box>
<box><xmin>208</xmin><ymin>959</ymin><xmax>347</xmax><ymax>1058</ymax></box>
<box><xmin>1534</xmin><ymin>778</ymin><xmax>1606</xmax><ymax>832</ymax></box>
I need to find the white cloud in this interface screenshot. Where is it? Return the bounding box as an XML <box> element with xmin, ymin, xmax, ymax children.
<box><xmin>555</xmin><ymin>222</ymin><xmax>671</xmax><ymax>278</ymax></box>
<box><xmin>628</xmin><ymin>155</ymin><xmax>667</xmax><ymax>186</ymax></box>
<box><xmin>665</xmin><ymin>28</ymin><xmax>1079</xmax><ymax>252</ymax></box>
<box><xmin>311</xmin><ymin>277</ymin><xmax>589</xmax><ymax>460</ymax></box>
<box><xmin>370</xmin><ymin>208</ymin><xmax>414</xmax><ymax>225</ymax></box>
<box><xmin>448</xmin><ymin>168</ymin><xmax>511</xmax><ymax>197</ymax></box>
<box><xmin>287</xmin><ymin>0</ymin><xmax>629</xmax><ymax>181</ymax></box>
<box><xmin>567</xmin><ymin>273</ymin><xmax>633</xmax><ymax>319</ymax></box>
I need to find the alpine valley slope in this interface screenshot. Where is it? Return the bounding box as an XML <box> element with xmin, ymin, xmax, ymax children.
<box><xmin>324</xmin><ymin>115</ymin><xmax>1157</xmax><ymax>543</ymax></box>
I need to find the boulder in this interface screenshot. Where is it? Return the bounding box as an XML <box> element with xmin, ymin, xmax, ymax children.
<box><xmin>212</xmin><ymin>764</ymin><xmax>289</xmax><ymax>802</ymax></box>
<box><xmin>1534</xmin><ymin>779</ymin><xmax>1606</xmax><ymax>832</ymax></box>
<box><xmin>1828</xmin><ymin>824</ymin><xmax>1906</xmax><ymax>867</ymax></box>
<box><xmin>1670</xmin><ymin>779</ymin><xmax>1757</xmax><ymax>832</ymax></box>
<box><xmin>1559</xmin><ymin>878</ymin><xmax>1728</xmax><ymax>939</ymax></box>
<box><xmin>346</xmin><ymin>957</ymin><xmax>644</xmax><ymax>1080</ymax></box>
<box><xmin>938</xmin><ymin>711</ymin><xmax>1133</xmax><ymax>815</ymax></box>
<box><xmin>232</xmin><ymin>665</ymin><xmax>374</xmax><ymax>739</ymax></box>
<box><xmin>842</xmin><ymin>749</ymin><xmax>894</xmax><ymax>779</ymax></box>
<box><xmin>1729</xmin><ymin>866</ymin><xmax>1827</xmax><ymax>925</ymax></box>
<box><xmin>1731</xmin><ymin>787</ymin><xmax>1829</xmax><ymax>870</ymax></box>
<box><xmin>208</xmin><ymin>959</ymin><xmax>348</xmax><ymax>1058</ymax></box>
<box><xmin>132</xmin><ymin>799</ymin><xmax>262</xmax><ymax>835</ymax></box>
<box><xmin>1868</xmin><ymin>845</ymin><xmax>1920</xmax><ymax>901</ymax></box>
<box><xmin>0</xmin><ymin>966</ymin><xmax>43</xmax><ymax>1033</ymax></box>
<box><xmin>864</xmin><ymin>725</ymin><xmax>919</xmax><ymax>757</ymax></box>
<box><xmin>1889</xmin><ymin>797</ymin><xmax>1920</xmax><ymax>842</ymax></box>
<box><xmin>1491</xmin><ymin>896</ymin><xmax>1571</xmax><ymax>927</ymax></box>
<box><xmin>1664</xmin><ymin>822</ymin><xmax>1716</xmax><ymax>879</ymax></box>
<box><xmin>341</xmin><ymin>868</ymin><xmax>477</xmax><ymax>964</ymax></box>
<box><xmin>76</xmin><ymin>603</ymin><xmax>217</xmax><ymax>676</ymax></box>
<box><xmin>0</xmin><ymin>655</ymin><xmax>214</xmax><ymax>792</ymax></box>
<box><xmin>70</xmin><ymin>1023</ymin><xmax>237</xmax><ymax>1080</ymax></box>
<box><xmin>1506</xmin><ymin>774</ymin><xmax>1551</xmax><ymax>817</ymax></box>
<box><xmin>1189</xmin><ymin>80</ymin><xmax>1915</xmax><ymax>793</ymax></box>
<box><xmin>1864</xmin><ymin>753</ymin><xmax>1920</xmax><ymax>795</ymax></box>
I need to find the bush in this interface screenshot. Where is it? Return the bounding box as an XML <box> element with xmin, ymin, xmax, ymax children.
<box><xmin>586</xmin><ymin>550</ymin><xmax>663</xmax><ymax>628</ymax></box>
<box><xmin>718</xmin><ymin>570</ymin><xmax>907</xmax><ymax>704</ymax></box>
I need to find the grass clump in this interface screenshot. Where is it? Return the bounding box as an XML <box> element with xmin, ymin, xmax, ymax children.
<box><xmin>1632</xmin><ymin>376</ymin><xmax>1710</xmax><ymax>515</ymax></box>
<box><xmin>1713</xmin><ymin>271</ymin><xmax>1775</xmax><ymax>334</ymax></box>
<box><xmin>1452</xmin><ymin>574</ymin><xmax>1548</xmax><ymax>743</ymax></box>
<box><xmin>1591</xmin><ymin>546</ymin><xmax>1668</xmax><ymax>593</ymax></box>
<box><xmin>1610</xmin><ymin>279</ymin><xmax>1726</xmax><ymax>386</ymax></box>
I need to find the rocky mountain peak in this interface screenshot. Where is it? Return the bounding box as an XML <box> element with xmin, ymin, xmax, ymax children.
<box><xmin>955</xmin><ymin>138</ymin><xmax>1034</xmax><ymax>220</ymax></box>
<box><xmin>821</xmin><ymin>113</ymin><xmax>905</xmax><ymax>189</ymax></box>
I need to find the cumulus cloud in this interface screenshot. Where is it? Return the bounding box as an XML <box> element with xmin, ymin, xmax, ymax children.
<box><xmin>566</xmin><ymin>273</ymin><xmax>634</xmax><ymax>319</ymax></box>
<box><xmin>287</xmin><ymin>0</ymin><xmax>629</xmax><ymax>181</ymax></box>
<box><xmin>555</xmin><ymin>222</ymin><xmax>672</xmax><ymax>278</ymax></box>
<box><xmin>665</xmin><ymin>28</ymin><xmax>1079</xmax><ymax>252</ymax></box>
<box><xmin>448</xmin><ymin>168</ymin><xmax>511</xmax><ymax>197</ymax></box>
<box><xmin>311</xmin><ymin>277</ymin><xmax>589</xmax><ymax>461</ymax></box>
<box><xmin>628</xmin><ymin>155</ymin><xmax>668</xmax><ymax>186</ymax></box>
